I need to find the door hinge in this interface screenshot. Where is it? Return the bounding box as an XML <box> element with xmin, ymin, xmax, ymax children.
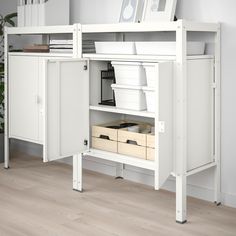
<box><xmin>212</xmin><ymin>83</ymin><xmax>217</xmax><ymax>89</ymax></box>
<box><xmin>158</xmin><ymin>121</ymin><xmax>165</xmax><ymax>133</ymax></box>
<box><xmin>84</xmin><ymin>140</ymin><xmax>88</xmax><ymax>146</ymax></box>
<box><xmin>84</xmin><ymin>65</ymin><xmax>88</xmax><ymax>70</ymax></box>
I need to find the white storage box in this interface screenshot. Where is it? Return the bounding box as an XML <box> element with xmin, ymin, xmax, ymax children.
<box><xmin>136</xmin><ymin>42</ymin><xmax>205</xmax><ymax>55</ymax></box>
<box><xmin>111</xmin><ymin>62</ymin><xmax>147</xmax><ymax>86</ymax></box>
<box><xmin>95</xmin><ymin>42</ymin><xmax>136</xmax><ymax>55</ymax></box>
<box><xmin>142</xmin><ymin>63</ymin><xmax>157</xmax><ymax>88</ymax></box>
<box><xmin>143</xmin><ymin>87</ymin><xmax>156</xmax><ymax>112</ymax></box>
<box><xmin>111</xmin><ymin>84</ymin><xmax>147</xmax><ymax>111</ymax></box>
<box><xmin>17</xmin><ymin>0</ymin><xmax>69</xmax><ymax>27</ymax></box>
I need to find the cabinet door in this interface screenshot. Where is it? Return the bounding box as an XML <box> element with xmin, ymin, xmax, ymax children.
<box><xmin>155</xmin><ymin>62</ymin><xmax>173</xmax><ymax>190</ymax></box>
<box><xmin>9</xmin><ymin>56</ymin><xmax>40</xmax><ymax>143</ymax></box>
<box><xmin>43</xmin><ymin>59</ymin><xmax>89</xmax><ymax>162</ymax></box>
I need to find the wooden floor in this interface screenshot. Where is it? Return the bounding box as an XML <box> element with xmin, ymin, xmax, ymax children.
<box><xmin>0</xmin><ymin>153</ymin><xmax>236</xmax><ymax>236</ymax></box>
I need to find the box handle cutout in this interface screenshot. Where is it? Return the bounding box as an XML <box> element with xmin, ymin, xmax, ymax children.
<box><xmin>99</xmin><ymin>135</ymin><xmax>110</xmax><ymax>140</ymax></box>
<box><xmin>127</xmin><ymin>140</ymin><xmax>138</xmax><ymax>145</ymax></box>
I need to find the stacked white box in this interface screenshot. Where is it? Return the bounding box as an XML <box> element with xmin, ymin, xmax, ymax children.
<box><xmin>142</xmin><ymin>87</ymin><xmax>155</xmax><ymax>112</ymax></box>
<box><xmin>111</xmin><ymin>84</ymin><xmax>147</xmax><ymax>111</ymax></box>
<box><xmin>17</xmin><ymin>0</ymin><xmax>69</xmax><ymax>27</ymax></box>
<box><xmin>111</xmin><ymin>62</ymin><xmax>146</xmax><ymax>86</ymax></box>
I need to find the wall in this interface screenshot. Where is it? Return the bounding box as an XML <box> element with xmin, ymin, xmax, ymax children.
<box><xmin>1</xmin><ymin>0</ymin><xmax>236</xmax><ymax>208</ymax></box>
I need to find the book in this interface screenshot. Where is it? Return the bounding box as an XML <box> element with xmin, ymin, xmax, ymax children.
<box><xmin>23</xmin><ymin>44</ymin><xmax>49</xmax><ymax>53</ymax></box>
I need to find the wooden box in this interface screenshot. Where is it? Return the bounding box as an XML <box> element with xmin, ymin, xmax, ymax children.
<box><xmin>92</xmin><ymin>120</ymin><xmax>140</xmax><ymax>153</ymax></box>
<box><xmin>92</xmin><ymin>121</ymin><xmax>120</xmax><ymax>153</ymax></box>
<box><xmin>147</xmin><ymin>133</ymin><xmax>155</xmax><ymax>161</ymax></box>
<box><xmin>92</xmin><ymin>137</ymin><xmax>117</xmax><ymax>153</ymax></box>
<box><xmin>118</xmin><ymin>124</ymin><xmax>152</xmax><ymax>160</ymax></box>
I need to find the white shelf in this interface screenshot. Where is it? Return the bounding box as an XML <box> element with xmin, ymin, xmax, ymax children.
<box><xmin>82</xmin><ymin>20</ymin><xmax>219</xmax><ymax>33</ymax></box>
<box><xmin>8</xmin><ymin>52</ymin><xmax>73</xmax><ymax>57</ymax></box>
<box><xmin>85</xmin><ymin>149</ymin><xmax>155</xmax><ymax>171</ymax></box>
<box><xmin>83</xmin><ymin>53</ymin><xmax>214</xmax><ymax>62</ymax></box>
<box><xmin>6</xmin><ymin>25</ymin><xmax>74</xmax><ymax>35</ymax></box>
<box><xmin>6</xmin><ymin>21</ymin><xmax>220</xmax><ymax>36</ymax></box>
<box><xmin>90</xmin><ymin>105</ymin><xmax>155</xmax><ymax>118</ymax></box>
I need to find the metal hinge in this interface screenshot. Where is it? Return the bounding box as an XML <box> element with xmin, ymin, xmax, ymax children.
<box><xmin>84</xmin><ymin>65</ymin><xmax>88</xmax><ymax>70</ymax></box>
<box><xmin>158</xmin><ymin>121</ymin><xmax>165</xmax><ymax>133</ymax></box>
<box><xmin>84</xmin><ymin>140</ymin><xmax>88</xmax><ymax>146</ymax></box>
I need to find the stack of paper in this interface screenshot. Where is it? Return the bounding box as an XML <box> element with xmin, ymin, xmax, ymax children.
<box><xmin>49</xmin><ymin>39</ymin><xmax>96</xmax><ymax>54</ymax></box>
<box><xmin>49</xmin><ymin>40</ymin><xmax>73</xmax><ymax>53</ymax></box>
<box><xmin>82</xmin><ymin>40</ymin><xmax>96</xmax><ymax>53</ymax></box>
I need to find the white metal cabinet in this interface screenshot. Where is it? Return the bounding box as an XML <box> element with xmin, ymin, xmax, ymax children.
<box><xmin>5</xmin><ymin>21</ymin><xmax>221</xmax><ymax>224</ymax></box>
<box><xmin>9</xmin><ymin>55</ymin><xmax>42</xmax><ymax>143</ymax></box>
<box><xmin>44</xmin><ymin>59</ymin><xmax>89</xmax><ymax>162</ymax></box>
<box><xmin>8</xmin><ymin>54</ymin><xmax>90</xmax><ymax>163</ymax></box>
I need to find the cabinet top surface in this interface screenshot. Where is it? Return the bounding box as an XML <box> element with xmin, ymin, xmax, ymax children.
<box><xmin>5</xmin><ymin>20</ymin><xmax>220</xmax><ymax>35</ymax></box>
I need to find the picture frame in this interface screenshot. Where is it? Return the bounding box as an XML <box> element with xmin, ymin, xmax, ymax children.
<box><xmin>119</xmin><ymin>0</ymin><xmax>144</xmax><ymax>23</ymax></box>
<box><xmin>142</xmin><ymin>0</ymin><xmax>177</xmax><ymax>22</ymax></box>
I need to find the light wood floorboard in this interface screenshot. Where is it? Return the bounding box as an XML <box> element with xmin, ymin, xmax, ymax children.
<box><xmin>0</xmin><ymin>152</ymin><xmax>236</xmax><ymax>236</ymax></box>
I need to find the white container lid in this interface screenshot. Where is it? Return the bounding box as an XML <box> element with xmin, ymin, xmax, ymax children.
<box><xmin>111</xmin><ymin>84</ymin><xmax>143</xmax><ymax>90</ymax></box>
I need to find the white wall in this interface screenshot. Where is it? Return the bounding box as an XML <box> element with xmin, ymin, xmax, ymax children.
<box><xmin>1</xmin><ymin>0</ymin><xmax>236</xmax><ymax>208</ymax></box>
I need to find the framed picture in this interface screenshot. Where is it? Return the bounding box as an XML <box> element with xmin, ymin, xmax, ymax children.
<box><xmin>119</xmin><ymin>0</ymin><xmax>144</xmax><ymax>23</ymax></box>
<box><xmin>142</xmin><ymin>0</ymin><xmax>177</xmax><ymax>22</ymax></box>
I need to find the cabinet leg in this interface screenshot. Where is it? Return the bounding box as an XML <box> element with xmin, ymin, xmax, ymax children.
<box><xmin>214</xmin><ymin>165</ymin><xmax>221</xmax><ymax>205</ymax></box>
<box><xmin>176</xmin><ymin>175</ymin><xmax>187</xmax><ymax>224</ymax></box>
<box><xmin>154</xmin><ymin>170</ymin><xmax>159</xmax><ymax>190</ymax></box>
<box><xmin>4</xmin><ymin>136</ymin><xmax>9</xmax><ymax>169</ymax></box>
<box><xmin>115</xmin><ymin>163</ymin><xmax>124</xmax><ymax>179</ymax></box>
<box><xmin>73</xmin><ymin>153</ymin><xmax>83</xmax><ymax>192</ymax></box>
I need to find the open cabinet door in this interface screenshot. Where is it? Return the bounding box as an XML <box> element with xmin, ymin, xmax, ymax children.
<box><xmin>43</xmin><ymin>59</ymin><xmax>89</xmax><ymax>162</ymax></box>
<box><xmin>155</xmin><ymin>62</ymin><xmax>173</xmax><ymax>190</ymax></box>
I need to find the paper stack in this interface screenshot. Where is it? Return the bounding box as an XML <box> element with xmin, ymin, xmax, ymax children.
<box><xmin>49</xmin><ymin>40</ymin><xmax>73</xmax><ymax>53</ymax></box>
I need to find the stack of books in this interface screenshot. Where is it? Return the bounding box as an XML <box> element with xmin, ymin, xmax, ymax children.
<box><xmin>82</xmin><ymin>40</ymin><xmax>96</xmax><ymax>53</ymax></box>
<box><xmin>49</xmin><ymin>40</ymin><xmax>73</xmax><ymax>53</ymax></box>
<box><xmin>49</xmin><ymin>39</ymin><xmax>96</xmax><ymax>54</ymax></box>
<box><xmin>23</xmin><ymin>44</ymin><xmax>49</xmax><ymax>53</ymax></box>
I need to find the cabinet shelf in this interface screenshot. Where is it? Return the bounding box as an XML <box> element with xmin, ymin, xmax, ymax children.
<box><xmin>9</xmin><ymin>52</ymin><xmax>73</xmax><ymax>57</ymax></box>
<box><xmin>90</xmin><ymin>105</ymin><xmax>155</xmax><ymax>118</ymax></box>
<box><xmin>85</xmin><ymin>149</ymin><xmax>155</xmax><ymax>171</ymax></box>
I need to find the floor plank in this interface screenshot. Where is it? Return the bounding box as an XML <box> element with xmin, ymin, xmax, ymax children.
<box><xmin>0</xmin><ymin>152</ymin><xmax>236</xmax><ymax>236</ymax></box>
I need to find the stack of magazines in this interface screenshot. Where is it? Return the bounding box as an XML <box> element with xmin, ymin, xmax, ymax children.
<box><xmin>82</xmin><ymin>40</ymin><xmax>96</xmax><ymax>53</ymax></box>
<box><xmin>49</xmin><ymin>40</ymin><xmax>73</xmax><ymax>53</ymax></box>
<box><xmin>23</xmin><ymin>44</ymin><xmax>49</xmax><ymax>53</ymax></box>
<box><xmin>49</xmin><ymin>39</ymin><xmax>96</xmax><ymax>54</ymax></box>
